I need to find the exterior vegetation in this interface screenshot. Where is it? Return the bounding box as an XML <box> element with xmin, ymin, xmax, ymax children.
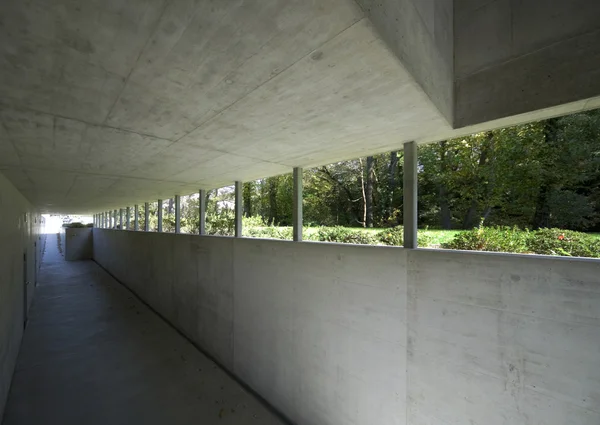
<box><xmin>123</xmin><ymin>110</ymin><xmax>600</xmax><ymax>258</ymax></box>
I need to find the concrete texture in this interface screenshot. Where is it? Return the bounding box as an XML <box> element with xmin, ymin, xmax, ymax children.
<box><xmin>93</xmin><ymin>230</ymin><xmax>406</xmax><ymax>425</ymax></box>
<box><xmin>454</xmin><ymin>0</ymin><xmax>600</xmax><ymax>126</ymax></box>
<box><xmin>2</xmin><ymin>0</ymin><xmax>599</xmax><ymax>214</ymax></box>
<box><xmin>64</xmin><ymin>227</ymin><xmax>93</xmax><ymax>261</ymax></box>
<box><xmin>0</xmin><ymin>171</ymin><xmax>42</xmax><ymax>420</ymax></box>
<box><xmin>2</xmin><ymin>233</ymin><xmax>287</xmax><ymax>425</ymax></box>
<box><xmin>92</xmin><ymin>229</ymin><xmax>600</xmax><ymax>425</ymax></box>
<box><xmin>407</xmin><ymin>249</ymin><xmax>600</xmax><ymax>425</ymax></box>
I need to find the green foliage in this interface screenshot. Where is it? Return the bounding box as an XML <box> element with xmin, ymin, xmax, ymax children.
<box><xmin>206</xmin><ymin>209</ymin><xmax>235</xmax><ymax>236</ymax></box>
<box><xmin>309</xmin><ymin>226</ymin><xmax>379</xmax><ymax>245</ymax></box>
<box><xmin>376</xmin><ymin>226</ymin><xmax>433</xmax><ymax>247</ymax></box>
<box><xmin>65</xmin><ymin>222</ymin><xmax>87</xmax><ymax>228</ymax></box>
<box><xmin>442</xmin><ymin>225</ymin><xmax>530</xmax><ymax>253</ymax></box>
<box><xmin>377</xmin><ymin>226</ymin><xmax>404</xmax><ymax>246</ymax></box>
<box><xmin>442</xmin><ymin>225</ymin><xmax>600</xmax><ymax>258</ymax></box>
<box><xmin>526</xmin><ymin>228</ymin><xmax>600</xmax><ymax>258</ymax></box>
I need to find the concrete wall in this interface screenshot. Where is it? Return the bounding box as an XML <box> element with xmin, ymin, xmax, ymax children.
<box><xmin>92</xmin><ymin>229</ymin><xmax>600</xmax><ymax>425</ymax></box>
<box><xmin>64</xmin><ymin>228</ymin><xmax>93</xmax><ymax>261</ymax></box>
<box><xmin>454</xmin><ymin>0</ymin><xmax>600</xmax><ymax>127</ymax></box>
<box><xmin>0</xmin><ymin>171</ymin><xmax>42</xmax><ymax>420</ymax></box>
<box><xmin>358</xmin><ymin>0</ymin><xmax>454</xmax><ymax>124</ymax></box>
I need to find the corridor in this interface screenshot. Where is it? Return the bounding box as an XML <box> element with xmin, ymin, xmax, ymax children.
<box><xmin>2</xmin><ymin>234</ymin><xmax>285</xmax><ymax>425</ymax></box>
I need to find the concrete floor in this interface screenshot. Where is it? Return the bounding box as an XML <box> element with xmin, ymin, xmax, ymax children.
<box><xmin>2</xmin><ymin>234</ymin><xmax>286</xmax><ymax>425</ymax></box>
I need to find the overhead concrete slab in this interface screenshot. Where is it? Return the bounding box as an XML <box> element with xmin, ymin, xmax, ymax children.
<box><xmin>1</xmin><ymin>0</ymin><xmax>599</xmax><ymax>213</ymax></box>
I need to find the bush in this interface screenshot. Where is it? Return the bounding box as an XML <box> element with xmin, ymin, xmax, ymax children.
<box><xmin>442</xmin><ymin>225</ymin><xmax>529</xmax><ymax>253</ymax></box>
<box><xmin>377</xmin><ymin>226</ymin><xmax>404</xmax><ymax>246</ymax></box>
<box><xmin>206</xmin><ymin>209</ymin><xmax>235</xmax><ymax>235</ymax></box>
<box><xmin>527</xmin><ymin>228</ymin><xmax>600</xmax><ymax>258</ymax></box>
<box><xmin>65</xmin><ymin>222</ymin><xmax>87</xmax><ymax>228</ymax></box>
<box><xmin>442</xmin><ymin>225</ymin><xmax>600</xmax><ymax>258</ymax></box>
<box><xmin>244</xmin><ymin>225</ymin><xmax>293</xmax><ymax>240</ymax></box>
<box><xmin>376</xmin><ymin>226</ymin><xmax>433</xmax><ymax>247</ymax></box>
<box><xmin>311</xmin><ymin>226</ymin><xmax>379</xmax><ymax>245</ymax></box>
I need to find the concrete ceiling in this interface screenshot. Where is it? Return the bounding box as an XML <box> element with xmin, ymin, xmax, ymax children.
<box><xmin>1</xmin><ymin>0</ymin><xmax>599</xmax><ymax>213</ymax></box>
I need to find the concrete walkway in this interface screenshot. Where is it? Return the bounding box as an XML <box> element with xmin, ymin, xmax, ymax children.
<box><xmin>3</xmin><ymin>234</ymin><xmax>285</xmax><ymax>425</ymax></box>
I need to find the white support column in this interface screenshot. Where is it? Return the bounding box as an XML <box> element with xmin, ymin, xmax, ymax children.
<box><xmin>175</xmin><ymin>195</ymin><xmax>181</xmax><ymax>233</ymax></box>
<box><xmin>144</xmin><ymin>202</ymin><xmax>150</xmax><ymax>232</ymax></box>
<box><xmin>126</xmin><ymin>206</ymin><xmax>131</xmax><ymax>230</ymax></box>
<box><xmin>157</xmin><ymin>199</ymin><xmax>163</xmax><ymax>232</ymax></box>
<box><xmin>119</xmin><ymin>208</ymin><xmax>123</xmax><ymax>230</ymax></box>
<box><xmin>403</xmin><ymin>140</ymin><xmax>418</xmax><ymax>249</ymax></box>
<box><xmin>293</xmin><ymin>167</ymin><xmax>303</xmax><ymax>241</ymax></box>
<box><xmin>199</xmin><ymin>190</ymin><xmax>206</xmax><ymax>236</ymax></box>
<box><xmin>235</xmin><ymin>181</ymin><xmax>242</xmax><ymax>238</ymax></box>
<box><xmin>134</xmin><ymin>205</ymin><xmax>139</xmax><ymax>231</ymax></box>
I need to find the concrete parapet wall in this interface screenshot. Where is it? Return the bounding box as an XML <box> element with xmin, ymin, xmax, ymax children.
<box><xmin>92</xmin><ymin>229</ymin><xmax>600</xmax><ymax>425</ymax></box>
<box><xmin>65</xmin><ymin>228</ymin><xmax>93</xmax><ymax>261</ymax></box>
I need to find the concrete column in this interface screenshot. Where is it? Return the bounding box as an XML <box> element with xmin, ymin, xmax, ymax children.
<box><xmin>175</xmin><ymin>195</ymin><xmax>181</xmax><ymax>234</ymax></box>
<box><xmin>144</xmin><ymin>202</ymin><xmax>150</xmax><ymax>232</ymax></box>
<box><xmin>235</xmin><ymin>181</ymin><xmax>242</xmax><ymax>238</ymax></box>
<box><xmin>157</xmin><ymin>199</ymin><xmax>163</xmax><ymax>232</ymax></box>
<box><xmin>293</xmin><ymin>167</ymin><xmax>303</xmax><ymax>242</ymax></box>
<box><xmin>134</xmin><ymin>205</ymin><xmax>139</xmax><ymax>231</ymax></box>
<box><xmin>199</xmin><ymin>190</ymin><xmax>206</xmax><ymax>236</ymax></box>
<box><xmin>119</xmin><ymin>209</ymin><xmax>123</xmax><ymax>230</ymax></box>
<box><xmin>403</xmin><ymin>140</ymin><xmax>418</xmax><ymax>248</ymax></box>
<box><xmin>126</xmin><ymin>206</ymin><xmax>131</xmax><ymax>230</ymax></box>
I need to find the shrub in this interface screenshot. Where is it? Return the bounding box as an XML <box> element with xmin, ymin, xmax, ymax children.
<box><xmin>206</xmin><ymin>209</ymin><xmax>235</xmax><ymax>235</ymax></box>
<box><xmin>377</xmin><ymin>226</ymin><xmax>404</xmax><ymax>246</ymax></box>
<box><xmin>527</xmin><ymin>228</ymin><xmax>600</xmax><ymax>258</ymax></box>
<box><xmin>242</xmin><ymin>215</ymin><xmax>269</xmax><ymax>228</ymax></box>
<box><xmin>376</xmin><ymin>226</ymin><xmax>433</xmax><ymax>247</ymax></box>
<box><xmin>442</xmin><ymin>225</ymin><xmax>529</xmax><ymax>253</ymax></box>
<box><xmin>65</xmin><ymin>222</ymin><xmax>86</xmax><ymax>228</ymax></box>
<box><xmin>244</xmin><ymin>225</ymin><xmax>293</xmax><ymax>240</ymax></box>
<box><xmin>312</xmin><ymin>226</ymin><xmax>378</xmax><ymax>245</ymax></box>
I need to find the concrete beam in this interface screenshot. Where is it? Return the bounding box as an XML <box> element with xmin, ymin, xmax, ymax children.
<box><xmin>144</xmin><ymin>202</ymin><xmax>150</xmax><ymax>232</ymax></box>
<box><xmin>199</xmin><ymin>190</ymin><xmax>206</xmax><ymax>236</ymax></box>
<box><xmin>175</xmin><ymin>195</ymin><xmax>181</xmax><ymax>234</ymax></box>
<box><xmin>293</xmin><ymin>167</ymin><xmax>303</xmax><ymax>242</ymax></box>
<box><xmin>235</xmin><ymin>181</ymin><xmax>242</xmax><ymax>238</ymax></box>
<box><xmin>157</xmin><ymin>200</ymin><xmax>163</xmax><ymax>233</ymax></box>
<box><xmin>134</xmin><ymin>205</ymin><xmax>139</xmax><ymax>231</ymax></box>
<box><xmin>126</xmin><ymin>207</ymin><xmax>131</xmax><ymax>230</ymax></box>
<box><xmin>403</xmin><ymin>141</ymin><xmax>418</xmax><ymax>248</ymax></box>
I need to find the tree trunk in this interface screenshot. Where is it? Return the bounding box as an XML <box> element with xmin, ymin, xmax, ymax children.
<box><xmin>438</xmin><ymin>141</ymin><xmax>452</xmax><ymax>229</ymax></box>
<box><xmin>268</xmin><ymin>178</ymin><xmax>277</xmax><ymax>224</ymax></box>
<box><xmin>389</xmin><ymin>151</ymin><xmax>398</xmax><ymax>216</ymax></box>
<box><xmin>532</xmin><ymin>184</ymin><xmax>551</xmax><ymax>229</ymax></box>
<box><xmin>243</xmin><ymin>183</ymin><xmax>252</xmax><ymax>217</ymax></box>
<box><xmin>532</xmin><ymin>119</ymin><xmax>559</xmax><ymax>229</ymax></box>
<box><xmin>462</xmin><ymin>133</ymin><xmax>492</xmax><ymax>229</ymax></box>
<box><xmin>365</xmin><ymin>156</ymin><xmax>374</xmax><ymax>227</ymax></box>
<box><xmin>359</xmin><ymin>158</ymin><xmax>367</xmax><ymax>227</ymax></box>
<box><xmin>168</xmin><ymin>198</ymin><xmax>174</xmax><ymax>214</ymax></box>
